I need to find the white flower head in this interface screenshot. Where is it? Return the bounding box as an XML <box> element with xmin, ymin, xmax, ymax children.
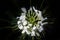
<box><xmin>17</xmin><ymin>6</ymin><xmax>47</xmax><ymax>36</ymax></box>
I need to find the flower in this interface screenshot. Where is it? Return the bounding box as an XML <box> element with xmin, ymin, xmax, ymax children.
<box><xmin>17</xmin><ymin>6</ymin><xmax>47</xmax><ymax>36</ymax></box>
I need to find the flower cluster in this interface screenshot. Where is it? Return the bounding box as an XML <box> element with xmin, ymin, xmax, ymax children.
<box><xmin>17</xmin><ymin>7</ymin><xmax>47</xmax><ymax>36</ymax></box>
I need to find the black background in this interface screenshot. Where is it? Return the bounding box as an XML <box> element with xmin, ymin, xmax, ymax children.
<box><xmin>0</xmin><ymin>0</ymin><xmax>59</xmax><ymax>40</ymax></box>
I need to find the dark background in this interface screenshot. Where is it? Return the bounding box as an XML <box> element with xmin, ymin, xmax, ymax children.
<box><xmin>0</xmin><ymin>0</ymin><xmax>59</xmax><ymax>40</ymax></box>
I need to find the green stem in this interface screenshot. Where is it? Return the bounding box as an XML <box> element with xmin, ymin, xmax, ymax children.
<box><xmin>36</xmin><ymin>34</ymin><xmax>41</xmax><ymax>40</ymax></box>
<box><xmin>20</xmin><ymin>34</ymin><xmax>26</xmax><ymax>40</ymax></box>
<box><xmin>30</xmin><ymin>0</ymin><xmax>31</xmax><ymax>6</ymax></box>
<box><xmin>32</xmin><ymin>36</ymin><xmax>34</xmax><ymax>40</ymax></box>
<box><xmin>40</xmin><ymin>0</ymin><xmax>45</xmax><ymax>9</ymax></box>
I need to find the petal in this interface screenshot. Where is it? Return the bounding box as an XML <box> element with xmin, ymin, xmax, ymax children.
<box><xmin>30</xmin><ymin>7</ymin><xmax>32</xmax><ymax>11</ymax></box>
<box><xmin>21</xmin><ymin>8</ymin><xmax>26</xmax><ymax>13</ymax></box>
<box><xmin>36</xmin><ymin>32</ymin><xmax>40</xmax><ymax>36</ymax></box>
<box><xmin>22</xmin><ymin>30</ymin><xmax>26</xmax><ymax>34</ymax></box>
<box><xmin>38</xmin><ymin>11</ymin><xmax>44</xmax><ymax>21</ymax></box>
<box><xmin>41</xmin><ymin>22</ymin><xmax>48</xmax><ymax>26</ymax></box>
<box><xmin>38</xmin><ymin>21</ymin><xmax>42</xmax><ymax>24</ymax></box>
<box><xmin>42</xmin><ymin>17</ymin><xmax>47</xmax><ymax>21</ymax></box>
<box><xmin>16</xmin><ymin>17</ymin><xmax>20</xmax><ymax>19</ymax></box>
<box><xmin>33</xmin><ymin>7</ymin><xmax>44</xmax><ymax>21</ymax></box>
<box><xmin>32</xmin><ymin>26</ymin><xmax>36</xmax><ymax>30</ymax></box>
<box><xmin>23</xmin><ymin>20</ymin><xmax>27</xmax><ymax>25</ymax></box>
<box><xmin>18</xmin><ymin>24</ymin><xmax>23</xmax><ymax>30</ymax></box>
<box><xmin>33</xmin><ymin>6</ymin><xmax>37</xmax><ymax>13</ymax></box>
<box><xmin>19</xmin><ymin>15</ymin><xmax>25</xmax><ymax>20</ymax></box>
<box><xmin>17</xmin><ymin>21</ymin><xmax>21</xmax><ymax>24</ymax></box>
<box><xmin>26</xmin><ymin>26</ymin><xmax>30</xmax><ymax>28</ymax></box>
<box><xmin>28</xmin><ymin>23</ymin><xmax>32</xmax><ymax>27</ymax></box>
<box><xmin>38</xmin><ymin>26</ymin><xmax>43</xmax><ymax>32</ymax></box>
<box><xmin>26</xmin><ymin>30</ymin><xmax>31</xmax><ymax>35</ymax></box>
<box><xmin>31</xmin><ymin>31</ymin><xmax>35</xmax><ymax>36</ymax></box>
<box><xmin>24</xmin><ymin>26</ymin><xmax>28</xmax><ymax>30</ymax></box>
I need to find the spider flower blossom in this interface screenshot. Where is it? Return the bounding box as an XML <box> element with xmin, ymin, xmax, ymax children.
<box><xmin>17</xmin><ymin>6</ymin><xmax>47</xmax><ymax>36</ymax></box>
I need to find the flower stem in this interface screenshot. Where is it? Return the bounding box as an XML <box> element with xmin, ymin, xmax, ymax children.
<box><xmin>20</xmin><ymin>34</ymin><xmax>26</xmax><ymax>40</ymax></box>
<box><xmin>32</xmin><ymin>36</ymin><xmax>34</xmax><ymax>40</ymax></box>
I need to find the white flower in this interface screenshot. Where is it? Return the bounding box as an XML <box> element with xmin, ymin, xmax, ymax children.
<box><xmin>17</xmin><ymin>6</ymin><xmax>47</xmax><ymax>36</ymax></box>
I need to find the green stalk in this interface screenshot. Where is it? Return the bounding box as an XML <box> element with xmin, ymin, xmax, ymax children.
<box><xmin>32</xmin><ymin>36</ymin><xmax>34</xmax><ymax>40</ymax></box>
<box><xmin>20</xmin><ymin>34</ymin><xmax>26</xmax><ymax>40</ymax></box>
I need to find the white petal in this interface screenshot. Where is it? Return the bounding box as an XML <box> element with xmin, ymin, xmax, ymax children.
<box><xmin>42</xmin><ymin>17</ymin><xmax>47</xmax><ymax>21</ymax></box>
<box><xmin>28</xmin><ymin>23</ymin><xmax>32</xmax><ymax>27</ymax></box>
<box><xmin>22</xmin><ymin>30</ymin><xmax>26</xmax><ymax>34</ymax></box>
<box><xmin>44</xmin><ymin>17</ymin><xmax>47</xmax><ymax>20</ymax></box>
<box><xmin>33</xmin><ymin>7</ymin><xmax>44</xmax><ymax>21</ymax></box>
<box><xmin>17</xmin><ymin>21</ymin><xmax>21</xmax><ymax>24</ymax></box>
<box><xmin>36</xmin><ymin>32</ymin><xmax>40</xmax><ymax>36</ymax></box>
<box><xmin>38</xmin><ymin>21</ymin><xmax>43</xmax><ymax>26</ymax></box>
<box><xmin>38</xmin><ymin>21</ymin><xmax>41</xmax><ymax>24</ymax></box>
<box><xmin>18</xmin><ymin>24</ymin><xmax>23</xmax><ymax>30</ymax></box>
<box><xmin>41</xmin><ymin>22</ymin><xmax>48</xmax><ymax>26</ymax></box>
<box><xmin>36</xmin><ymin>10</ymin><xmax>44</xmax><ymax>21</ymax></box>
<box><xmin>23</xmin><ymin>20</ymin><xmax>27</xmax><ymax>25</ymax></box>
<box><xmin>36</xmin><ymin>24</ymin><xmax>39</xmax><ymax>27</ymax></box>
<box><xmin>30</xmin><ymin>7</ymin><xmax>32</xmax><ymax>10</ymax></box>
<box><xmin>31</xmin><ymin>31</ymin><xmax>35</xmax><ymax>36</ymax></box>
<box><xmin>36</xmin><ymin>10</ymin><xmax>42</xmax><ymax>17</ymax></box>
<box><xmin>38</xmin><ymin>26</ymin><xmax>43</xmax><ymax>32</ymax></box>
<box><xmin>19</xmin><ymin>15</ymin><xmax>25</xmax><ymax>20</ymax></box>
<box><xmin>33</xmin><ymin>6</ymin><xmax>37</xmax><ymax>13</ymax></box>
<box><xmin>26</xmin><ymin>26</ymin><xmax>30</xmax><ymax>28</ymax></box>
<box><xmin>24</xmin><ymin>26</ymin><xmax>27</xmax><ymax>30</ymax></box>
<box><xmin>16</xmin><ymin>17</ymin><xmax>20</xmax><ymax>19</ymax></box>
<box><xmin>32</xmin><ymin>26</ymin><xmax>36</xmax><ymax>30</ymax></box>
<box><xmin>23</xmin><ymin>26</ymin><xmax>30</xmax><ymax>35</ymax></box>
<box><xmin>21</xmin><ymin>8</ymin><xmax>26</xmax><ymax>13</ymax></box>
<box><xmin>38</xmin><ymin>14</ymin><xmax>44</xmax><ymax>21</ymax></box>
<box><xmin>26</xmin><ymin>30</ymin><xmax>31</xmax><ymax>35</ymax></box>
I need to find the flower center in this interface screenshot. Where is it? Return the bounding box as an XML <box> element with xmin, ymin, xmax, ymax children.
<box><xmin>29</xmin><ymin>16</ymin><xmax>35</xmax><ymax>24</ymax></box>
<box><xmin>26</xmin><ymin>9</ymin><xmax>41</xmax><ymax>26</ymax></box>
